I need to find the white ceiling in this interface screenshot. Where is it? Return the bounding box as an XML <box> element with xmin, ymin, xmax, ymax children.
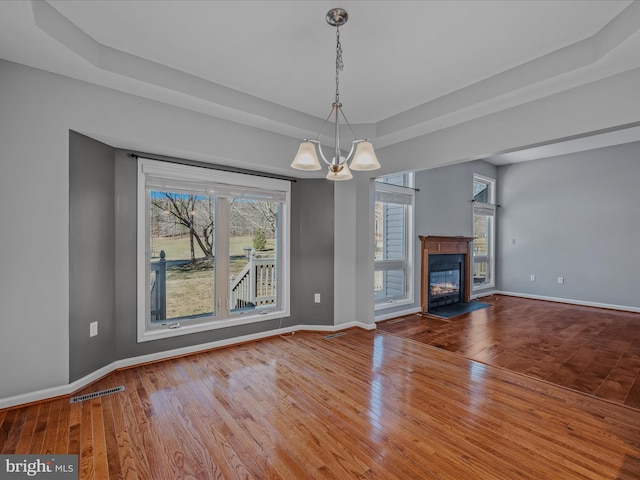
<box><xmin>1</xmin><ymin>0</ymin><xmax>640</xmax><ymax>168</ymax></box>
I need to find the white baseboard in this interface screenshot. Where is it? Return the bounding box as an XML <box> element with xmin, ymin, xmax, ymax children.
<box><xmin>332</xmin><ymin>321</ymin><xmax>377</xmax><ymax>331</ymax></box>
<box><xmin>471</xmin><ymin>290</ymin><xmax>499</xmax><ymax>300</ymax></box>
<box><xmin>375</xmin><ymin>307</ymin><xmax>421</xmax><ymax>323</ymax></box>
<box><xmin>0</xmin><ymin>321</ymin><xmax>374</xmax><ymax>410</ymax></box>
<box><xmin>493</xmin><ymin>290</ymin><xmax>640</xmax><ymax>313</ymax></box>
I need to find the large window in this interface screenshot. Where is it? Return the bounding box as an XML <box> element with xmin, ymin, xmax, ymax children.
<box><xmin>137</xmin><ymin>159</ymin><xmax>290</xmax><ymax>342</ymax></box>
<box><xmin>472</xmin><ymin>174</ymin><xmax>495</xmax><ymax>289</ymax></box>
<box><xmin>374</xmin><ymin>172</ymin><xmax>415</xmax><ymax>309</ymax></box>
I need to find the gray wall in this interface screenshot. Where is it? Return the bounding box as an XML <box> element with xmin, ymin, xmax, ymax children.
<box><xmin>377</xmin><ymin>160</ymin><xmax>497</xmax><ymax>318</ymax></box>
<box><xmin>291</xmin><ymin>179</ymin><xmax>335</xmax><ymax>325</ymax></box>
<box><xmin>68</xmin><ymin>144</ymin><xmax>335</xmax><ymax>380</ymax></box>
<box><xmin>414</xmin><ymin>160</ymin><xmax>498</xmax><ymax>302</ymax></box>
<box><xmin>4</xmin><ymin>53</ymin><xmax>640</xmax><ymax>401</ymax></box>
<box><xmin>0</xmin><ymin>59</ymin><xmax>305</xmax><ymax>400</ymax></box>
<box><xmin>496</xmin><ymin>141</ymin><xmax>640</xmax><ymax>308</ymax></box>
<box><xmin>69</xmin><ymin>131</ymin><xmax>116</xmax><ymax>380</ymax></box>
<box><xmin>416</xmin><ymin>161</ymin><xmax>493</xmax><ymax>237</ymax></box>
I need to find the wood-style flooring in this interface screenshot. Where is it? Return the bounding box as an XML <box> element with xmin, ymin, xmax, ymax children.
<box><xmin>378</xmin><ymin>294</ymin><xmax>640</xmax><ymax>409</ymax></box>
<box><xmin>2</xmin><ymin>328</ymin><xmax>640</xmax><ymax>479</ymax></box>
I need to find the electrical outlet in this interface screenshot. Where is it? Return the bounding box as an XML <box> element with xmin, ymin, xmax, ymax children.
<box><xmin>314</xmin><ymin>293</ymin><xmax>321</xmax><ymax>303</ymax></box>
<box><xmin>90</xmin><ymin>321</ymin><xmax>98</xmax><ymax>337</ymax></box>
<box><xmin>530</xmin><ymin>275</ymin><xmax>536</xmax><ymax>282</ymax></box>
<box><xmin>557</xmin><ymin>277</ymin><xmax>564</xmax><ymax>284</ymax></box>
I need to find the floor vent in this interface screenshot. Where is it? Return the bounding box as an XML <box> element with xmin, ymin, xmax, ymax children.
<box><xmin>70</xmin><ymin>386</ymin><xmax>125</xmax><ymax>404</ymax></box>
<box><xmin>388</xmin><ymin>318</ymin><xmax>406</xmax><ymax>324</ymax></box>
<box><xmin>324</xmin><ymin>332</ymin><xmax>345</xmax><ymax>340</ymax></box>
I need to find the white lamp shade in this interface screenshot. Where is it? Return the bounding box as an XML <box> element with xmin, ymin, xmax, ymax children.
<box><xmin>326</xmin><ymin>162</ymin><xmax>353</xmax><ymax>181</ymax></box>
<box><xmin>291</xmin><ymin>141</ymin><xmax>321</xmax><ymax>170</ymax></box>
<box><xmin>349</xmin><ymin>141</ymin><xmax>380</xmax><ymax>171</ymax></box>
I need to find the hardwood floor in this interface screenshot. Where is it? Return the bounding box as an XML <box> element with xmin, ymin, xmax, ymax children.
<box><xmin>378</xmin><ymin>294</ymin><xmax>640</xmax><ymax>409</ymax></box>
<box><xmin>2</xmin><ymin>328</ymin><xmax>640</xmax><ymax>479</ymax></box>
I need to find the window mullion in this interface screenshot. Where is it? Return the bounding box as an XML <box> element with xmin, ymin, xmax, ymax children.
<box><xmin>215</xmin><ymin>198</ymin><xmax>230</xmax><ymax>318</ymax></box>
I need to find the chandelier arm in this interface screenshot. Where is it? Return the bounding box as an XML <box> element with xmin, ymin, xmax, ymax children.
<box><xmin>316</xmin><ymin>105</ymin><xmax>337</xmax><ymax>143</ymax></box>
<box><xmin>315</xmin><ymin>105</ymin><xmax>340</xmax><ymax>166</ymax></box>
<box><xmin>307</xmin><ymin>140</ymin><xmax>332</xmax><ymax>166</ymax></box>
<box><xmin>337</xmin><ymin>106</ymin><xmax>359</xmax><ymax>142</ymax></box>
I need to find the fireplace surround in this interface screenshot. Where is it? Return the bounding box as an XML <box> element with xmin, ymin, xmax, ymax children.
<box><xmin>419</xmin><ymin>236</ymin><xmax>474</xmax><ymax>314</ymax></box>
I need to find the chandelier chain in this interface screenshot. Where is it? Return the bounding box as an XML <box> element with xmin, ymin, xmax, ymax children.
<box><xmin>290</xmin><ymin>8</ymin><xmax>380</xmax><ymax>178</ymax></box>
<box><xmin>335</xmin><ymin>25</ymin><xmax>343</xmax><ymax>103</ymax></box>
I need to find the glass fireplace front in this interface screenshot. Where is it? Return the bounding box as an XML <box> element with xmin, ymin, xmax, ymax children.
<box><xmin>428</xmin><ymin>254</ymin><xmax>464</xmax><ymax>310</ymax></box>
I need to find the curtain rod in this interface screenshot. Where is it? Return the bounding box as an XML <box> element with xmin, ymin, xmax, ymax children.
<box><xmin>129</xmin><ymin>151</ymin><xmax>298</xmax><ymax>182</ymax></box>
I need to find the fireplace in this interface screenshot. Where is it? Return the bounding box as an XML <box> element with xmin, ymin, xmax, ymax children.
<box><xmin>419</xmin><ymin>236</ymin><xmax>474</xmax><ymax>314</ymax></box>
<box><xmin>428</xmin><ymin>254</ymin><xmax>464</xmax><ymax>309</ymax></box>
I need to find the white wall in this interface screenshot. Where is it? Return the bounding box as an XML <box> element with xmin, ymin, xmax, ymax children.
<box><xmin>2</xmin><ymin>57</ymin><xmax>640</xmax><ymax>402</ymax></box>
<box><xmin>0</xmin><ymin>59</ymin><xmax>301</xmax><ymax>400</ymax></box>
<box><xmin>379</xmin><ymin>66</ymin><xmax>640</xmax><ymax>174</ymax></box>
<box><xmin>0</xmin><ymin>64</ymin><xmax>70</xmax><ymax>398</ymax></box>
<box><xmin>334</xmin><ymin>181</ymin><xmax>357</xmax><ymax>325</ymax></box>
<box><xmin>334</xmin><ymin>175</ymin><xmax>377</xmax><ymax>327</ymax></box>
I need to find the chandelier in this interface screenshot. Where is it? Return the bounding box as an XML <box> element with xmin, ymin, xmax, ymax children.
<box><xmin>290</xmin><ymin>8</ymin><xmax>380</xmax><ymax>180</ymax></box>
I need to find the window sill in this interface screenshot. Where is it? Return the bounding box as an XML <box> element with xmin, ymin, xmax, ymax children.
<box><xmin>138</xmin><ymin>309</ymin><xmax>289</xmax><ymax>343</ymax></box>
<box><xmin>472</xmin><ymin>283</ymin><xmax>495</xmax><ymax>292</ymax></box>
<box><xmin>375</xmin><ymin>298</ymin><xmax>413</xmax><ymax>311</ymax></box>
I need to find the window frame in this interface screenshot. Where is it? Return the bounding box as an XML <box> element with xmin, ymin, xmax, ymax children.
<box><xmin>472</xmin><ymin>173</ymin><xmax>496</xmax><ymax>291</ymax></box>
<box><xmin>374</xmin><ymin>173</ymin><xmax>415</xmax><ymax>310</ymax></box>
<box><xmin>137</xmin><ymin>158</ymin><xmax>291</xmax><ymax>342</ymax></box>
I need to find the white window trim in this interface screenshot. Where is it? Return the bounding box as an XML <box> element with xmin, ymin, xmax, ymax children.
<box><xmin>137</xmin><ymin>158</ymin><xmax>291</xmax><ymax>342</ymax></box>
<box><xmin>374</xmin><ymin>180</ymin><xmax>415</xmax><ymax>311</ymax></box>
<box><xmin>472</xmin><ymin>173</ymin><xmax>496</xmax><ymax>291</ymax></box>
